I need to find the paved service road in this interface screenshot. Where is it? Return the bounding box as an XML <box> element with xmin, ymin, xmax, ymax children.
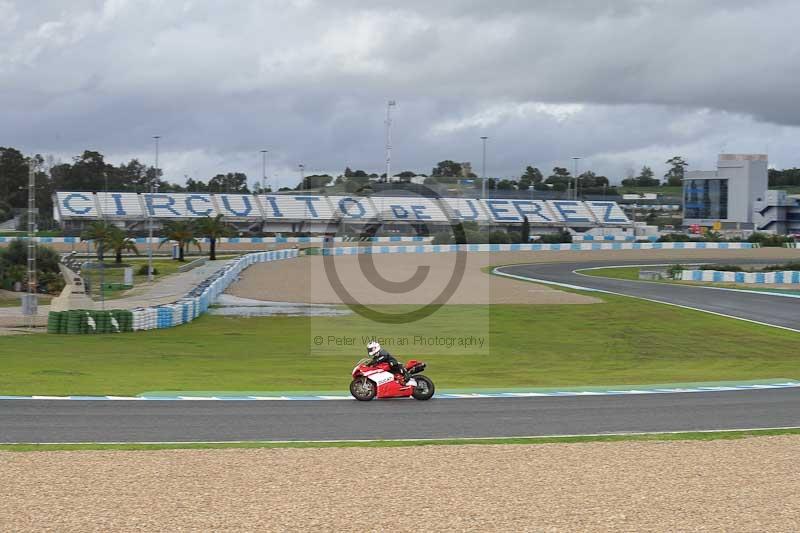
<box><xmin>497</xmin><ymin>258</ymin><xmax>800</xmax><ymax>331</ymax></box>
<box><xmin>1</xmin><ymin>389</ymin><xmax>799</xmax><ymax>443</ymax></box>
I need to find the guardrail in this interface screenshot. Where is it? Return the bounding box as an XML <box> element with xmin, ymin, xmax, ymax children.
<box><xmin>680</xmin><ymin>269</ymin><xmax>800</xmax><ymax>284</ymax></box>
<box><xmin>177</xmin><ymin>257</ymin><xmax>208</xmax><ymax>273</ymax></box>
<box><xmin>0</xmin><ymin>236</ymin><xmax>434</xmax><ymax>245</ymax></box>
<box><xmin>320</xmin><ymin>242</ymin><xmax>760</xmax><ymax>256</ymax></box>
<box><xmin>47</xmin><ymin>249</ymin><xmax>299</xmax><ymax>334</ymax></box>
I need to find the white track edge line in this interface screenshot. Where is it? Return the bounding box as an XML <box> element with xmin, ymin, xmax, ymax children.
<box><xmin>573</xmin><ymin>264</ymin><xmax>800</xmax><ymax>299</ymax></box>
<box><xmin>6</xmin><ymin>426</ymin><xmax>800</xmax><ymax>446</ymax></box>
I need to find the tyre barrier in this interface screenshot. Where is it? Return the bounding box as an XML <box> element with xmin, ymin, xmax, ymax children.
<box><xmin>47</xmin><ymin>249</ymin><xmax>299</xmax><ymax>334</ymax></box>
<box><xmin>47</xmin><ymin>310</ymin><xmax>133</xmax><ymax>334</ymax></box>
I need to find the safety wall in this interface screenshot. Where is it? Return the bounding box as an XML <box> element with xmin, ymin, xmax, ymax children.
<box><xmin>573</xmin><ymin>234</ymin><xmax>659</xmax><ymax>242</ymax></box>
<box><xmin>680</xmin><ymin>269</ymin><xmax>800</xmax><ymax>284</ymax></box>
<box><xmin>47</xmin><ymin>249</ymin><xmax>298</xmax><ymax>334</ymax></box>
<box><xmin>320</xmin><ymin>242</ymin><xmax>759</xmax><ymax>256</ymax></box>
<box><xmin>130</xmin><ymin>249</ymin><xmax>298</xmax><ymax>331</ymax></box>
<box><xmin>0</xmin><ymin>236</ymin><xmax>433</xmax><ymax>245</ymax></box>
<box><xmin>54</xmin><ymin>192</ymin><xmax>632</xmax><ymax>226</ymax></box>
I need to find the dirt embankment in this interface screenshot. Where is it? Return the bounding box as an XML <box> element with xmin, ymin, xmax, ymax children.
<box><xmin>1</xmin><ymin>437</ymin><xmax>799</xmax><ymax>532</ymax></box>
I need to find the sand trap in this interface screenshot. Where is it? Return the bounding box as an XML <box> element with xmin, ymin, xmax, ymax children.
<box><xmin>228</xmin><ymin>248</ymin><xmax>798</xmax><ymax>306</ymax></box>
<box><xmin>2</xmin><ymin>437</ymin><xmax>799</xmax><ymax>531</ymax></box>
<box><xmin>228</xmin><ymin>253</ymin><xmax>599</xmax><ymax>305</ymax></box>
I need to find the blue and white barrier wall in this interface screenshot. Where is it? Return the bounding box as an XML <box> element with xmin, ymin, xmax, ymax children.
<box><xmin>321</xmin><ymin>242</ymin><xmax>759</xmax><ymax>256</ymax></box>
<box><xmin>572</xmin><ymin>234</ymin><xmax>659</xmax><ymax>242</ymax></box>
<box><xmin>680</xmin><ymin>269</ymin><xmax>800</xmax><ymax>284</ymax></box>
<box><xmin>0</xmin><ymin>236</ymin><xmax>432</xmax><ymax>245</ymax></box>
<box><xmin>130</xmin><ymin>249</ymin><xmax>298</xmax><ymax>331</ymax></box>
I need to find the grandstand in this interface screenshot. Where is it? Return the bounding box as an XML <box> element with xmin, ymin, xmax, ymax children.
<box><xmin>54</xmin><ymin>192</ymin><xmax>632</xmax><ymax>235</ymax></box>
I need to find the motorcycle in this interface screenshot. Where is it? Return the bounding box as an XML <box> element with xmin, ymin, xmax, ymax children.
<box><xmin>350</xmin><ymin>358</ymin><xmax>435</xmax><ymax>401</ymax></box>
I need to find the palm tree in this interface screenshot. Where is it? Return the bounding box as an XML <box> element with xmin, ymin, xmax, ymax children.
<box><xmin>81</xmin><ymin>221</ymin><xmax>117</xmax><ymax>262</ymax></box>
<box><xmin>106</xmin><ymin>227</ymin><xmax>139</xmax><ymax>263</ymax></box>
<box><xmin>159</xmin><ymin>220</ymin><xmax>201</xmax><ymax>262</ymax></box>
<box><xmin>196</xmin><ymin>214</ymin><xmax>234</xmax><ymax>260</ymax></box>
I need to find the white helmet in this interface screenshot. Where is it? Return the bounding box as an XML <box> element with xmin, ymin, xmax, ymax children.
<box><xmin>367</xmin><ymin>341</ymin><xmax>382</xmax><ymax>357</ymax></box>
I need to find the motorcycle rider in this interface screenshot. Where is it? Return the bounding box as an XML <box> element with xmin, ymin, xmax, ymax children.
<box><xmin>367</xmin><ymin>341</ymin><xmax>411</xmax><ymax>384</ymax></box>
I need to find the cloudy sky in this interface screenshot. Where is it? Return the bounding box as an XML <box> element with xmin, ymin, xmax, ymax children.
<box><xmin>2</xmin><ymin>0</ymin><xmax>800</xmax><ymax>189</ymax></box>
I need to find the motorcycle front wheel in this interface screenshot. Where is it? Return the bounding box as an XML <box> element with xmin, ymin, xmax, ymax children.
<box><xmin>350</xmin><ymin>377</ymin><xmax>377</xmax><ymax>401</ymax></box>
<box><xmin>411</xmin><ymin>374</ymin><xmax>435</xmax><ymax>401</ymax></box>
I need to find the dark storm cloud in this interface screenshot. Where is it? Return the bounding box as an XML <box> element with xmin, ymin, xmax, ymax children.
<box><xmin>1</xmin><ymin>0</ymin><xmax>799</xmax><ymax>186</ymax></box>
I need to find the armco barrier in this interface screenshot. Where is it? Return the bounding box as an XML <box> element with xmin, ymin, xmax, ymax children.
<box><xmin>680</xmin><ymin>269</ymin><xmax>800</xmax><ymax>284</ymax></box>
<box><xmin>0</xmin><ymin>236</ymin><xmax>432</xmax><ymax>245</ymax></box>
<box><xmin>320</xmin><ymin>242</ymin><xmax>759</xmax><ymax>256</ymax></box>
<box><xmin>573</xmin><ymin>235</ymin><xmax>655</xmax><ymax>242</ymax></box>
<box><xmin>48</xmin><ymin>249</ymin><xmax>298</xmax><ymax>334</ymax></box>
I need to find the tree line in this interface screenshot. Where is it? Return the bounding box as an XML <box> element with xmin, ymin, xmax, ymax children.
<box><xmin>6</xmin><ymin>144</ymin><xmax>800</xmax><ymax>226</ymax></box>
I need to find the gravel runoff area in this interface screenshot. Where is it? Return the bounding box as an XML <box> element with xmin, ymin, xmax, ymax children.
<box><xmin>2</xmin><ymin>437</ymin><xmax>799</xmax><ymax>532</ymax></box>
<box><xmin>227</xmin><ymin>248</ymin><xmax>796</xmax><ymax>305</ymax></box>
<box><xmin>229</xmin><ymin>252</ymin><xmax>599</xmax><ymax>304</ymax></box>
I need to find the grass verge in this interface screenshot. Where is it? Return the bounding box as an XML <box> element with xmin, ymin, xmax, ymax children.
<box><xmin>0</xmin><ymin>293</ymin><xmax>799</xmax><ymax>395</ymax></box>
<box><xmin>2</xmin><ymin>428</ymin><xmax>799</xmax><ymax>452</ymax></box>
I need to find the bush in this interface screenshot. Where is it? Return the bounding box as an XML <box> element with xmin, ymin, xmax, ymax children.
<box><xmin>658</xmin><ymin>233</ymin><xmax>693</xmax><ymax>242</ymax></box>
<box><xmin>488</xmin><ymin>231</ymin><xmax>511</xmax><ymax>244</ymax></box>
<box><xmin>537</xmin><ymin>230</ymin><xmax>572</xmax><ymax>244</ymax></box>
<box><xmin>747</xmin><ymin>232</ymin><xmax>793</xmax><ymax>247</ymax></box>
<box><xmin>666</xmin><ymin>264</ymin><xmax>685</xmax><ymax>279</ymax></box>
<box><xmin>699</xmin><ymin>264</ymin><xmax>742</xmax><ymax>272</ymax></box>
<box><xmin>136</xmin><ymin>264</ymin><xmax>159</xmax><ymax>276</ymax></box>
<box><xmin>465</xmin><ymin>230</ymin><xmax>488</xmax><ymax>244</ymax></box>
<box><xmin>761</xmin><ymin>262</ymin><xmax>800</xmax><ymax>272</ymax></box>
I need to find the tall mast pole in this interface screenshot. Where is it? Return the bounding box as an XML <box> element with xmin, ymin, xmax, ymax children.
<box><xmin>385</xmin><ymin>100</ymin><xmax>396</xmax><ymax>182</ymax></box>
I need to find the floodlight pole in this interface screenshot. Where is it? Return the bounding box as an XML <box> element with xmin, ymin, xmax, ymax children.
<box><xmin>481</xmin><ymin>136</ymin><xmax>488</xmax><ymax>199</ymax></box>
<box><xmin>261</xmin><ymin>150</ymin><xmax>268</xmax><ymax>192</ymax></box>
<box><xmin>148</xmin><ymin>136</ymin><xmax>160</xmax><ymax>282</ymax></box>
<box><xmin>385</xmin><ymin>100</ymin><xmax>396</xmax><ymax>183</ymax></box>
<box><xmin>572</xmin><ymin>157</ymin><xmax>581</xmax><ymax>200</ymax></box>
<box><xmin>26</xmin><ymin>160</ymin><xmax>37</xmax><ymax>329</ymax></box>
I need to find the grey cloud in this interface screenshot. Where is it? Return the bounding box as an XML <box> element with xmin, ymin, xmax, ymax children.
<box><xmin>1</xmin><ymin>0</ymin><xmax>799</xmax><ymax>187</ymax></box>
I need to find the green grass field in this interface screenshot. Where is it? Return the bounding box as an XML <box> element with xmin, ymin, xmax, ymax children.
<box><xmin>578</xmin><ymin>266</ymin><xmax>644</xmax><ymax>281</ymax></box>
<box><xmin>0</xmin><ymin>293</ymin><xmax>798</xmax><ymax>395</ymax></box>
<box><xmin>3</xmin><ymin>428</ymin><xmax>799</xmax><ymax>452</ymax></box>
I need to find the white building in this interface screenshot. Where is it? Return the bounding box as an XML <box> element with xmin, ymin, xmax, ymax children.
<box><xmin>683</xmin><ymin>154</ymin><xmax>768</xmax><ymax>228</ymax></box>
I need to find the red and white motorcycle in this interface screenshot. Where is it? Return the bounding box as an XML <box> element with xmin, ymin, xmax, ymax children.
<box><xmin>350</xmin><ymin>358</ymin><xmax>435</xmax><ymax>401</ymax></box>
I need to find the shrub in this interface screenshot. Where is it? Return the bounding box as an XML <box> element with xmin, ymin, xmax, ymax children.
<box><xmin>658</xmin><ymin>233</ymin><xmax>692</xmax><ymax>242</ymax></box>
<box><xmin>136</xmin><ymin>264</ymin><xmax>159</xmax><ymax>276</ymax></box>
<box><xmin>666</xmin><ymin>264</ymin><xmax>684</xmax><ymax>279</ymax></box>
<box><xmin>699</xmin><ymin>264</ymin><xmax>742</xmax><ymax>272</ymax></box>
<box><xmin>761</xmin><ymin>262</ymin><xmax>800</xmax><ymax>272</ymax></box>
<box><xmin>747</xmin><ymin>232</ymin><xmax>793</xmax><ymax>247</ymax></box>
<box><xmin>465</xmin><ymin>230</ymin><xmax>488</xmax><ymax>244</ymax></box>
<box><xmin>538</xmin><ymin>230</ymin><xmax>573</xmax><ymax>243</ymax></box>
<box><xmin>487</xmin><ymin>231</ymin><xmax>511</xmax><ymax>244</ymax></box>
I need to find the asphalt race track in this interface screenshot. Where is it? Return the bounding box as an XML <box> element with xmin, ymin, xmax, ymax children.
<box><xmin>3</xmin><ymin>254</ymin><xmax>799</xmax><ymax>444</ymax></box>
<box><xmin>1</xmin><ymin>388</ymin><xmax>799</xmax><ymax>443</ymax></box>
<box><xmin>497</xmin><ymin>257</ymin><xmax>800</xmax><ymax>331</ymax></box>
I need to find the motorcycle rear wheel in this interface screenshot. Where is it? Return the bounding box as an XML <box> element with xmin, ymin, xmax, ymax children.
<box><xmin>350</xmin><ymin>377</ymin><xmax>377</xmax><ymax>401</ymax></box>
<box><xmin>411</xmin><ymin>374</ymin><xmax>435</xmax><ymax>401</ymax></box>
